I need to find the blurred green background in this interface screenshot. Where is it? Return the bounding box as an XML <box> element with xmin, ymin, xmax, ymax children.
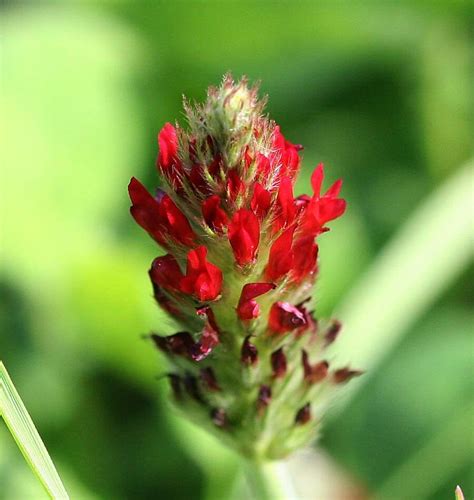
<box><xmin>1</xmin><ymin>1</ymin><xmax>473</xmax><ymax>499</ymax></box>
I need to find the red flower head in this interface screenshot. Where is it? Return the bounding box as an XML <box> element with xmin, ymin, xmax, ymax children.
<box><xmin>129</xmin><ymin>75</ymin><xmax>358</xmax><ymax>460</ymax></box>
<box><xmin>180</xmin><ymin>246</ymin><xmax>223</xmax><ymax>302</ymax></box>
<box><xmin>228</xmin><ymin>209</ymin><xmax>260</xmax><ymax>266</ymax></box>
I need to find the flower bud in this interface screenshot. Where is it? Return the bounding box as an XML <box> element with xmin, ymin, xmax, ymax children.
<box><xmin>333</xmin><ymin>367</ymin><xmax>364</xmax><ymax>384</ymax></box>
<box><xmin>237</xmin><ymin>283</ymin><xmax>275</xmax><ymax>320</ymax></box>
<box><xmin>241</xmin><ymin>336</ymin><xmax>259</xmax><ymax>366</ymax></box>
<box><xmin>269</xmin><ymin>302</ymin><xmax>306</xmax><ymax>334</ymax></box>
<box><xmin>302</xmin><ymin>350</ymin><xmax>329</xmax><ymax>384</ymax></box>
<box><xmin>295</xmin><ymin>403</ymin><xmax>311</xmax><ymax>425</ymax></box>
<box><xmin>271</xmin><ymin>348</ymin><xmax>287</xmax><ymax>379</ymax></box>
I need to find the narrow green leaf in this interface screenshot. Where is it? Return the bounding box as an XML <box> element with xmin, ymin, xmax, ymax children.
<box><xmin>0</xmin><ymin>361</ymin><xmax>69</xmax><ymax>499</ymax></box>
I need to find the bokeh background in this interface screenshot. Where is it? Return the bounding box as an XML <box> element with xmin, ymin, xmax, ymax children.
<box><xmin>1</xmin><ymin>1</ymin><xmax>473</xmax><ymax>499</ymax></box>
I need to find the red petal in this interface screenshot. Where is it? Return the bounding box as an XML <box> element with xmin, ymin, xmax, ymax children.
<box><xmin>237</xmin><ymin>282</ymin><xmax>275</xmax><ymax>320</ymax></box>
<box><xmin>192</xmin><ymin>322</ymin><xmax>219</xmax><ymax>361</ymax></box>
<box><xmin>159</xmin><ymin>195</ymin><xmax>196</xmax><ymax>246</ymax></box>
<box><xmin>265</xmin><ymin>226</ymin><xmax>295</xmax><ymax>281</ymax></box>
<box><xmin>281</xmin><ymin>146</ymin><xmax>300</xmax><ymax>178</ymax></box>
<box><xmin>271</xmin><ymin>126</ymin><xmax>301</xmax><ymax>180</ymax></box>
<box><xmin>188</xmin><ymin>164</ymin><xmax>207</xmax><ymax>192</ymax></box>
<box><xmin>128</xmin><ymin>177</ymin><xmax>166</xmax><ymax>244</ymax></box>
<box><xmin>149</xmin><ymin>254</ymin><xmax>183</xmax><ymax>291</ymax></box>
<box><xmin>256</xmin><ymin>153</ymin><xmax>271</xmax><ymax>178</ymax></box>
<box><xmin>272</xmin><ymin>126</ymin><xmax>285</xmax><ymax>150</ymax></box>
<box><xmin>202</xmin><ymin>195</ymin><xmax>229</xmax><ymax>232</ymax></box>
<box><xmin>292</xmin><ymin>236</ymin><xmax>318</xmax><ymax>282</ymax></box>
<box><xmin>227</xmin><ymin>168</ymin><xmax>244</xmax><ymax>200</ymax></box>
<box><xmin>274</xmin><ymin>177</ymin><xmax>296</xmax><ymax>230</ymax></box>
<box><xmin>228</xmin><ymin>209</ymin><xmax>260</xmax><ymax>266</ymax></box>
<box><xmin>157</xmin><ymin>123</ymin><xmax>179</xmax><ymax>170</ymax></box>
<box><xmin>318</xmin><ymin>198</ymin><xmax>346</xmax><ymax>224</ymax></box>
<box><xmin>268</xmin><ymin>301</ymin><xmax>306</xmax><ymax>334</ymax></box>
<box><xmin>325</xmin><ymin>178</ymin><xmax>343</xmax><ymax>198</ymax></box>
<box><xmin>310</xmin><ymin>163</ymin><xmax>324</xmax><ymax>197</ymax></box>
<box><xmin>180</xmin><ymin>246</ymin><xmax>223</xmax><ymax>301</ymax></box>
<box><xmin>250</xmin><ymin>183</ymin><xmax>272</xmax><ymax>219</ymax></box>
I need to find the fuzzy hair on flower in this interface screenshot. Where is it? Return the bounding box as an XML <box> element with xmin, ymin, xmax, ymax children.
<box><xmin>129</xmin><ymin>75</ymin><xmax>361</xmax><ymax>459</ymax></box>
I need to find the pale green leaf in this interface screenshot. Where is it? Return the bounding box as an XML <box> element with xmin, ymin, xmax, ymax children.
<box><xmin>0</xmin><ymin>362</ymin><xmax>69</xmax><ymax>499</ymax></box>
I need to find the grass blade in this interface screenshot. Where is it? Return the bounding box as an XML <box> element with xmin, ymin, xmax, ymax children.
<box><xmin>0</xmin><ymin>361</ymin><xmax>69</xmax><ymax>499</ymax></box>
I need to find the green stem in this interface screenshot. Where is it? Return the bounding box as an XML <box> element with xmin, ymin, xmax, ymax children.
<box><xmin>244</xmin><ymin>460</ymin><xmax>298</xmax><ymax>500</ymax></box>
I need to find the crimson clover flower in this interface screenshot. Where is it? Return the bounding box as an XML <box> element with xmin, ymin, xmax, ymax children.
<box><xmin>129</xmin><ymin>75</ymin><xmax>361</xmax><ymax>459</ymax></box>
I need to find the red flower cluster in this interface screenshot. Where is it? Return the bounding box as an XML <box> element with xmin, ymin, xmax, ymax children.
<box><xmin>129</xmin><ymin>115</ymin><xmax>347</xmax><ymax>355</ymax></box>
<box><xmin>128</xmin><ymin>77</ymin><xmax>359</xmax><ymax>458</ymax></box>
<box><xmin>130</xmin><ymin>126</ymin><xmax>344</xmax><ymax>297</ymax></box>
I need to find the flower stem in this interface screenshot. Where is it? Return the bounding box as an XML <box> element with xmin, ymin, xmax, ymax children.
<box><xmin>244</xmin><ymin>459</ymin><xmax>298</xmax><ymax>500</ymax></box>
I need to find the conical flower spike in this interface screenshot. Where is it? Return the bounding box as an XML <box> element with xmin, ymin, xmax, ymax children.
<box><xmin>129</xmin><ymin>75</ymin><xmax>361</xmax><ymax>460</ymax></box>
